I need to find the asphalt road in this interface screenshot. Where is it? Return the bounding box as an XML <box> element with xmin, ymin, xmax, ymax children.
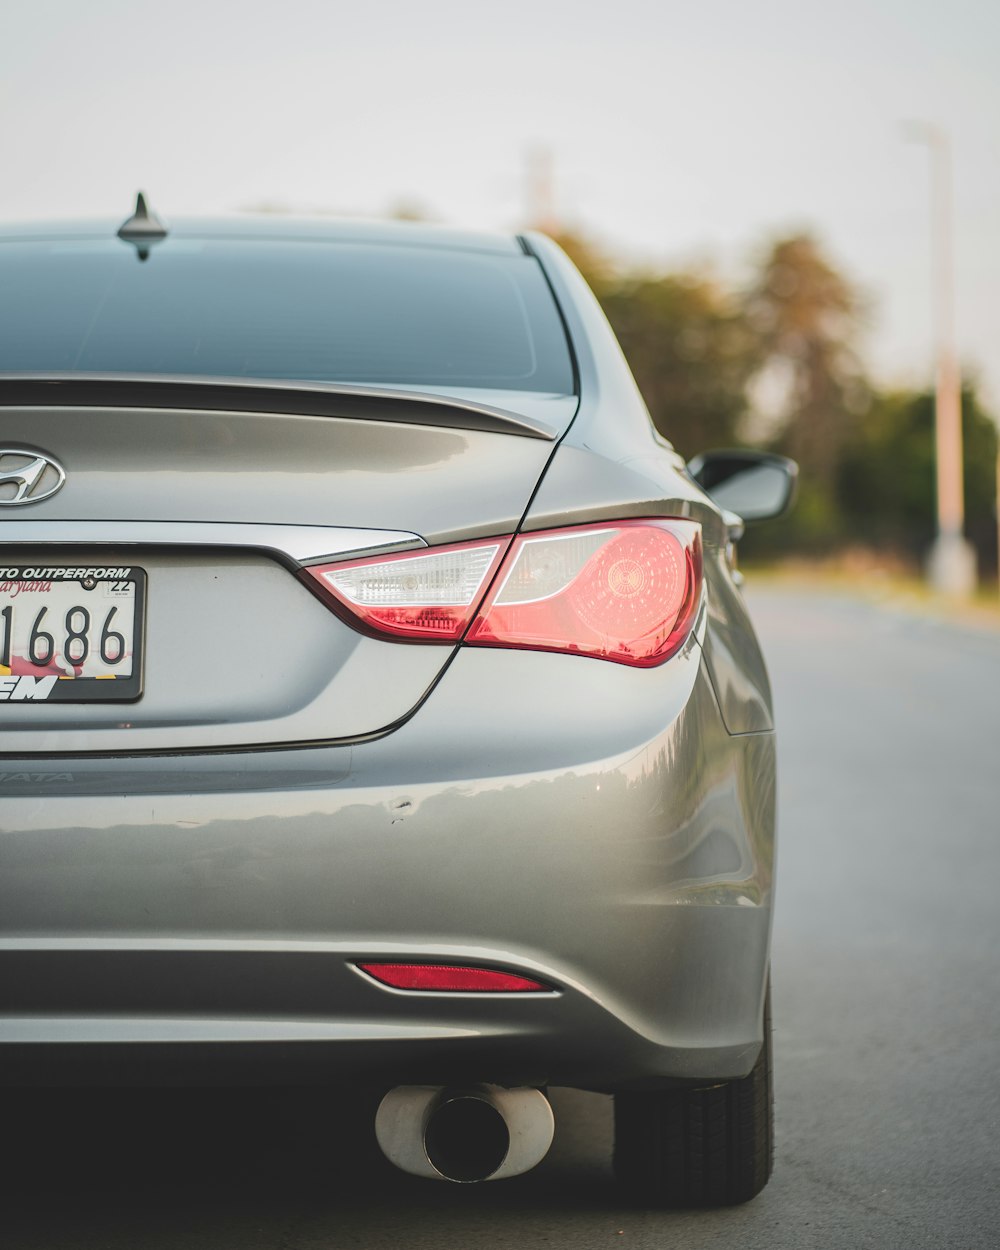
<box><xmin>4</xmin><ymin>585</ymin><xmax>1000</xmax><ymax>1248</ymax></box>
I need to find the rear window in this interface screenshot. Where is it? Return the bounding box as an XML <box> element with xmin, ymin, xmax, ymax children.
<box><xmin>0</xmin><ymin>238</ymin><xmax>574</xmax><ymax>393</ymax></box>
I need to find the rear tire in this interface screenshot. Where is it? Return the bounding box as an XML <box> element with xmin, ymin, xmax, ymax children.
<box><xmin>613</xmin><ymin>984</ymin><xmax>773</xmax><ymax>1207</ymax></box>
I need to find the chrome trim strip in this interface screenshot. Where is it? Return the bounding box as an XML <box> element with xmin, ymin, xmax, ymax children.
<box><xmin>0</xmin><ymin>520</ymin><xmax>426</xmax><ymax>566</ymax></box>
<box><xmin>0</xmin><ymin>1019</ymin><xmax>475</xmax><ymax>1043</ymax></box>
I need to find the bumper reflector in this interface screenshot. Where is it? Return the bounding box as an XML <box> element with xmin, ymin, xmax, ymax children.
<box><xmin>358</xmin><ymin>963</ymin><xmax>553</xmax><ymax>993</ymax></box>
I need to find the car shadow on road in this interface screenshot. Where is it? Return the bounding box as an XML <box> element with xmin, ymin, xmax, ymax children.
<box><xmin>1</xmin><ymin>1085</ymin><xmax>632</xmax><ymax>1248</ymax></box>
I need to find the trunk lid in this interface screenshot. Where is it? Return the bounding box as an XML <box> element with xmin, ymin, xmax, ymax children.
<box><xmin>0</xmin><ymin>391</ymin><xmax>574</xmax><ymax>754</ymax></box>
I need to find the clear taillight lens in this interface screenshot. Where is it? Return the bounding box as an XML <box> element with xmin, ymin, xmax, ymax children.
<box><xmin>304</xmin><ymin>539</ymin><xmax>508</xmax><ymax>641</ymax></box>
<box><xmin>304</xmin><ymin>520</ymin><xmax>702</xmax><ymax>665</ymax></box>
<box><xmin>468</xmin><ymin>520</ymin><xmax>702</xmax><ymax>667</ymax></box>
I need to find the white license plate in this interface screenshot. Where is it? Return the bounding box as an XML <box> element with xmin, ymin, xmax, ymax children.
<box><xmin>0</xmin><ymin>565</ymin><xmax>146</xmax><ymax>703</ymax></box>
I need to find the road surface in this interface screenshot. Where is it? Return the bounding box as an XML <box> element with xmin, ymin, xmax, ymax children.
<box><xmin>4</xmin><ymin>585</ymin><xmax>1000</xmax><ymax>1248</ymax></box>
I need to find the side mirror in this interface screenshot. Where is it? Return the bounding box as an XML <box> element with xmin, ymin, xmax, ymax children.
<box><xmin>687</xmin><ymin>449</ymin><xmax>798</xmax><ymax>523</ymax></box>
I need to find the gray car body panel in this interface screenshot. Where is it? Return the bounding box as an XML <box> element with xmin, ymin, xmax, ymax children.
<box><xmin>0</xmin><ymin>397</ymin><xmax>568</xmax><ymax>751</ymax></box>
<box><xmin>0</xmin><ymin>218</ymin><xmax>776</xmax><ymax>1088</ymax></box>
<box><xmin>0</xmin><ymin>642</ymin><xmax>774</xmax><ymax>1090</ymax></box>
<box><xmin>0</xmin><ymin>403</ymin><xmax>567</xmax><ymax>538</ymax></box>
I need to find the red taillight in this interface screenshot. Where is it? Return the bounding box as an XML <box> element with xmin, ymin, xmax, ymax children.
<box><xmin>305</xmin><ymin>519</ymin><xmax>702</xmax><ymax>666</ymax></box>
<box><xmin>357</xmin><ymin>963</ymin><xmax>553</xmax><ymax>993</ymax></box>
<box><xmin>468</xmin><ymin>519</ymin><xmax>702</xmax><ymax>667</ymax></box>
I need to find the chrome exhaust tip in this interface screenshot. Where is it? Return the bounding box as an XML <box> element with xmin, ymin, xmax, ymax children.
<box><xmin>375</xmin><ymin>1084</ymin><xmax>554</xmax><ymax>1183</ymax></box>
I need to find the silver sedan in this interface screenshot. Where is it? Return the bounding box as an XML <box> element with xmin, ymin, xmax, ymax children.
<box><xmin>0</xmin><ymin>198</ymin><xmax>795</xmax><ymax>1206</ymax></box>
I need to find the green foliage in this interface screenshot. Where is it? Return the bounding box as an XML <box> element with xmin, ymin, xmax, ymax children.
<box><xmin>552</xmin><ymin>231</ymin><xmax>756</xmax><ymax>457</ymax></box>
<box><xmin>743</xmin><ymin>234</ymin><xmax>869</xmax><ymax>488</ymax></box>
<box><xmin>838</xmin><ymin>387</ymin><xmax>999</xmax><ymax>573</ymax></box>
<box><xmin>601</xmin><ymin>276</ymin><xmax>756</xmax><ymax>457</ymax></box>
<box><xmin>738</xmin><ymin>479</ymin><xmax>847</xmax><ymax>563</ymax></box>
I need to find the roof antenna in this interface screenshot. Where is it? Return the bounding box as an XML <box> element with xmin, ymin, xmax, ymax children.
<box><xmin>117</xmin><ymin>192</ymin><xmax>168</xmax><ymax>261</ymax></box>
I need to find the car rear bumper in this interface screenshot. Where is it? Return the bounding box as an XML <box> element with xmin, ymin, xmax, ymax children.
<box><xmin>0</xmin><ymin>641</ymin><xmax>775</xmax><ymax>1090</ymax></box>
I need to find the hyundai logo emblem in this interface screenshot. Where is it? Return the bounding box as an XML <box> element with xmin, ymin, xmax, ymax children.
<box><xmin>0</xmin><ymin>449</ymin><xmax>67</xmax><ymax>506</ymax></box>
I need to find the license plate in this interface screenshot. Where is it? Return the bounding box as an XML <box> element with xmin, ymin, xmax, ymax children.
<box><xmin>0</xmin><ymin>565</ymin><xmax>146</xmax><ymax>703</ymax></box>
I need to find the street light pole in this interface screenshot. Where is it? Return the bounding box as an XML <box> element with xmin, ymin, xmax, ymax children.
<box><xmin>524</xmin><ymin>145</ymin><xmax>557</xmax><ymax>235</ymax></box>
<box><xmin>995</xmin><ymin>431</ymin><xmax>1000</xmax><ymax>596</ymax></box>
<box><xmin>904</xmin><ymin>122</ymin><xmax>977</xmax><ymax>596</ymax></box>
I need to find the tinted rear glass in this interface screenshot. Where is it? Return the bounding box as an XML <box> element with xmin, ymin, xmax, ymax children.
<box><xmin>0</xmin><ymin>238</ymin><xmax>574</xmax><ymax>393</ymax></box>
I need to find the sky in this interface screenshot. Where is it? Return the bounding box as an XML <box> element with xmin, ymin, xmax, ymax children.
<box><xmin>2</xmin><ymin>0</ymin><xmax>998</xmax><ymax>408</ymax></box>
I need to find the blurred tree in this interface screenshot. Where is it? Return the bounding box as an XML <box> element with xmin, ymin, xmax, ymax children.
<box><xmin>601</xmin><ymin>275</ymin><xmax>758</xmax><ymax>456</ymax></box>
<box><xmin>548</xmin><ymin>230</ymin><xmax>617</xmax><ymax>298</ymax></box>
<box><xmin>549</xmin><ymin>227</ymin><xmax>1000</xmax><ymax>578</ymax></box>
<box><xmin>837</xmin><ymin>384</ymin><xmax>999</xmax><ymax>576</ymax></box>
<box><xmin>386</xmin><ymin>198</ymin><xmax>436</xmax><ymax>222</ymax></box>
<box><xmin>553</xmin><ymin>232</ymin><xmax>754</xmax><ymax>457</ymax></box>
<box><xmin>744</xmin><ymin>234</ymin><xmax>868</xmax><ymax>490</ymax></box>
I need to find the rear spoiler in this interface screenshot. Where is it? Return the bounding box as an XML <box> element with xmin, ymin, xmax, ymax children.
<box><xmin>0</xmin><ymin>375</ymin><xmax>556</xmax><ymax>441</ymax></box>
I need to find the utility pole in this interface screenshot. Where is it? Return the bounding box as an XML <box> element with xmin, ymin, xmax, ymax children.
<box><xmin>524</xmin><ymin>146</ymin><xmax>557</xmax><ymax>235</ymax></box>
<box><xmin>904</xmin><ymin>123</ymin><xmax>977</xmax><ymax>596</ymax></box>
<box><xmin>996</xmin><ymin>430</ymin><xmax>1000</xmax><ymax>595</ymax></box>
